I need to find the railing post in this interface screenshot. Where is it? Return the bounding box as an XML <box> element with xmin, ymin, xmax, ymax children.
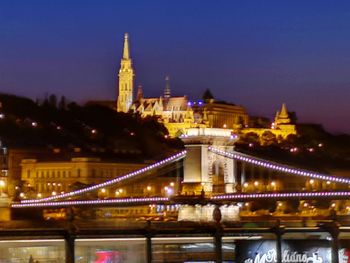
<box><xmin>146</xmin><ymin>234</ymin><xmax>152</xmax><ymax>263</ymax></box>
<box><xmin>146</xmin><ymin>220</ymin><xmax>153</xmax><ymax>263</ymax></box>
<box><xmin>331</xmin><ymin>229</ymin><xmax>339</xmax><ymax>263</ymax></box>
<box><xmin>65</xmin><ymin>234</ymin><xmax>75</xmax><ymax>263</ymax></box>
<box><xmin>324</xmin><ymin>219</ymin><xmax>340</xmax><ymax>263</ymax></box>
<box><xmin>273</xmin><ymin>220</ymin><xmax>284</xmax><ymax>263</ymax></box>
<box><xmin>214</xmin><ymin>227</ymin><xmax>223</xmax><ymax>263</ymax></box>
<box><xmin>276</xmin><ymin>231</ymin><xmax>282</xmax><ymax>263</ymax></box>
<box><xmin>65</xmin><ymin>207</ymin><xmax>75</xmax><ymax>263</ymax></box>
<box><xmin>213</xmin><ymin>205</ymin><xmax>222</xmax><ymax>263</ymax></box>
<box><xmin>318</xmin><ymin>213</ymin><xmax>340</xmax><ymax>263</ymax></box>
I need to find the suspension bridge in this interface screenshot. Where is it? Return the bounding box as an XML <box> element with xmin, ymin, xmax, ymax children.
<box><xmin>11</xmin><ymin>142</ymin><xmax>350</xmax><ymax>209</ymax></box>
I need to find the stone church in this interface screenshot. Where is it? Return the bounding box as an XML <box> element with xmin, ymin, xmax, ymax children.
<box><xmin>89</xmin><ymin>33</ymin><xmax>296</xmax><ymax>139</ymax></box>
<box><xmin>115</xmin><ymin>33</ymin><xmax>249</xmax><ymax>137</ymax></box>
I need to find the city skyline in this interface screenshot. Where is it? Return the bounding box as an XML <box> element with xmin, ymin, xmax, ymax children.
<box><xmin>1</xmin><ymin>1</ymin><xmax>350</xmax><ymax>133</ymax></box>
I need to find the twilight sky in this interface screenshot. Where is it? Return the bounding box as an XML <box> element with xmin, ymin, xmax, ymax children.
<box><xmin>0</xmin><ymin>1</ymin><xmax>349</xmax><ymax>133</ymax></box>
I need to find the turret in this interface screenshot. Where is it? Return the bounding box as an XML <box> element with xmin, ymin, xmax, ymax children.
<box><xmin>279</xmin><ymin>103</ymin><xmax>289</xmax><ymax>118</ymax></box>
<box><xmin>275</xmin><ymin>103</ymin><xmax>292</xmax><ymax>125</ymax></box>
<box><xmin>136</xmin><ymin>85</ymin><xmax>143</xmax><ymax>101</ymax></box>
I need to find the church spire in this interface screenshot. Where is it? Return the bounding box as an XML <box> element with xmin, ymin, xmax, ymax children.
<box><xmin>279</xmin><ymin>103</ymin><xmax>289</xmax><ymax>118</ymax></box>
<box><xmin>123</xmin><ymin>33</ymin><xmax>130</xmax><ymax>59</ymax></box>
<box><xmin>164</xmin><ymin>76</ymin><xmax>171</xmax><ymax>99</ymax></box>
<box><xmin>275</xmin><ymin>103</ymin><xmax>292</xmax><ymax>126</ymax></box>
<box><xmin>117</xmin><ymin>33</ymin><xmax>134</xmax><ymax>112</ymax></box>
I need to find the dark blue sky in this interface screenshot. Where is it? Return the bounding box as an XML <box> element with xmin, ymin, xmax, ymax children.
<box><xmin>0</xmin><ymin>1</ymin><xmax>349</xmax><ymax>133</ymax></box>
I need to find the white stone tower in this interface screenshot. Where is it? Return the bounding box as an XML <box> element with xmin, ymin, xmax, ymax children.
<box><xmin>117</xmin><ymin>33</ymin><xmax>134</xmax><ymax>112</ymax></box>
<box><xmin>181</xmin><ymin>128</ymin><xmax>237</xmax><ymax>194</ymax></box>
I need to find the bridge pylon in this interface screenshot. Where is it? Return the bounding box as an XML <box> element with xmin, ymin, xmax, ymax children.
<box><xmin>180</xmin><ymin>128</ymin><xmax>238</xmax><ymax>195</ymax></box>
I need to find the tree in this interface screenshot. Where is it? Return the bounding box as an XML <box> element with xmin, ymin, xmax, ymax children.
<box><xmin>58</xmin><ymin>96</ymin><xmax>67</xmax><ymax>110</ymax></box>
<box><xmin>48</xmin><ymin>94</ymin><xmax>57</xmax><ymax>108</ymax></box>
<box><xmin>289</xmin><ymin>111</ymin><xmax>298</xmax><ymax>123</ymax></box>
<box><xmin>202</xmin><ymin>89</ymin><xmax>214</xmax><ymax>102</ymax></box>
<box><xmin>261</xmin><ymin>131</ymin><xmax>277</xmax><ymax>146</ymax></box>
<box><xmin>240</xmin><ymin>132</ymin><xmax>260</xmax><ymax>145</ymax></box>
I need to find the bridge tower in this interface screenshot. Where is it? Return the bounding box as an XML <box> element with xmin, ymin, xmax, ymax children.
<box><xmin>181</xmin><ymin>128</ymin><xmax>237</xmax><ymax>195</ymax></box>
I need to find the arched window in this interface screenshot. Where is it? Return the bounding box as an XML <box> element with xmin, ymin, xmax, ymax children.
<box><xmin>212</xmin><ymin>160</ymin><xmax>225</xmax><ymax>193</ymax></box>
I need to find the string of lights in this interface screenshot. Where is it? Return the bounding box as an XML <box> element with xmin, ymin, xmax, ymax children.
<box><xmin>12</xmin><ymin>197</ymin><xmax>169</xmax><ymax>208</ymax></box>
<box><xmin>21</xmin><ymin>150</ymin><xmax>187</xmax><ymax>204</ymax></box>
<box><xmin>12</xmin><ymin>191</ymin><xmax>350</xmax><ymax>208</ymax></box>
<box><xmin>211</xmin><ymin>191</ymin><xmax>350</xmax><ymax>201</ymax></box>
<box><xmin>208</xmin><ymin>146</ymin><xmax>350</xmax><ymax>184</ymax></box>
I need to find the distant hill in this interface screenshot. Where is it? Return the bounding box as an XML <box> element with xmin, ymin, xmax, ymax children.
<box><xmin>0</xmin><ymin>93</ymin><xmax>183</xmax><ymax>160</ymax></box>
<box><xmin>236</xmin><ymin>123</ymin><xmax>350</xmax><ymax>173</ymax></box>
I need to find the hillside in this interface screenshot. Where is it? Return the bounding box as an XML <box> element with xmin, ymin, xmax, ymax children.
<box><xmin>0</xmin><ymin>93</ymin><xmax>183</xmax><ymax>160</ymax></box>
<box><xmin>236</xmin><ymin>124</ymin><xmax>350</xmax><ymax>173</ymax></box>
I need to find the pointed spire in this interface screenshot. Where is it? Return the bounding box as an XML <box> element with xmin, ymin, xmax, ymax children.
<box><xmin>164</xmin><ymin>75</ymin><xmax>171</xmax><ymax>98</ymax></box>
<box><xmin>279</xmin><ymin>103</ymin><xmax>289</xmax><ymax>118</ymax></box>
<box><xmin>117</xmin><ymin>33</ymin><xmax>134</xmax><ymax>112</ymax></box>
<box><xmin>123</xmin><ymin>33</ymin><xmax>130</xmax><ymax>59</ymax></box>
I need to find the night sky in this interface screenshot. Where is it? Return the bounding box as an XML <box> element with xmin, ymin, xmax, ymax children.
<box><xmin>0</xmin><ymin>1</ymin><xmax>349</xmax><ymax>133</ymax></box>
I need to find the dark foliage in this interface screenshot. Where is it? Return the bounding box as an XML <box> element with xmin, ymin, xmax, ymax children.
<box><xmin>202</xmin><ymin>89</ymin><xmax>214</xmax><ymax>101</ymax></box>
<box><xmin>0</xmin><ymin>93</ymin><xmax>184</xmax><ymax>160</ymax></box>
<box><xmin>236</xmin><ymin>123</ymin><xmax>350</xmax><ymax>173</ymax></box>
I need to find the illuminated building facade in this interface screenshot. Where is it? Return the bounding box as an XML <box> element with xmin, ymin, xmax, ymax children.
<box><xmin>114</xmin><ymin>34</ymin><xmax>249</xmax><ymax>137</ymax></box>
<box><xmin>240</xmin><ymin>103</ymin><xmax>297</xmax><ymax>143</ymax></box>
<box><xmin>20</xmin><ymin>157</ymin><xmax>145</xmax><ymax>198</ymax></box>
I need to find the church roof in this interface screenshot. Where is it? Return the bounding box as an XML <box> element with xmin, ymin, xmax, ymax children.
<box><xmin>164</xmin><ymin>96</ymin><xmax>188</xmax><ymax>111</ymax></box>
<box><xmin>132</xmin><ymin>96</ymin><xmax>188</xmax><ymax>112</ymax></box>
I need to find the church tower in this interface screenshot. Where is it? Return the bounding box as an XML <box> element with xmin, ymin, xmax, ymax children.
<box><xmin>117</xmin><ymin>33</ymin><xmax>134</xmax><ymax>112</ymax></box>
<box><xmin>275</xmin><ymin>103</ymin><xmax>291</xmax><ymax>125</ymax></box>
<box><xmin>164</xmin><ymin>76</ymin><xmax>171</xmax><ymax>99</ymax></box>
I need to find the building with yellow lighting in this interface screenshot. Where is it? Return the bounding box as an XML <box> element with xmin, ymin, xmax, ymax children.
<box><xmin>89</xmin><ymin>33</ymin><xmax>249</xmax><ymax>137</ymax></box>
<box><xmin>20</xmin><ymin>157</ymin><xmax>146</xmax><ymax>198</ymax></box>
<box><xmin>88</xmin><ymin>33</ymin><xmax>296</xmax><ymax>140</ymax></box>
<box><xmin>240</xmin><ymin>103</ymin><xmax>297</xmax><ymax>143</ymax></box>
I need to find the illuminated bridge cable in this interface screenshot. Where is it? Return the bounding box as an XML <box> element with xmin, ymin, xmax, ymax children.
<box><xmin>211</xmin><ymin>191</ymin><xmax>350</xmax><ymax>201</ymax></box>
<box><xmin>21</xmin><ymin>150</ymin><xmax>187</xmax><ymax>204</ymax></box>
<box><xmin>12</xmin><ymin>197</ymin><xmax>169</xmax><ymax>208</ymax></box>
<box><xmin>208</xmin><ymin>146</ymin><xmax>350</xmax><ymax>185</ymax></box>
<box><xmin>12</xmin><ymin>191</ymin><xmax>350</xmax><ymax>208</ymax></box>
